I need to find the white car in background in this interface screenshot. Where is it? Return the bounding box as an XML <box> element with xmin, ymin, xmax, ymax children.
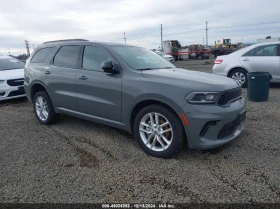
<box><xmin>0</xmin><ymin>56</ymin><xmax>26</xmax><ymax>101</ymax></box>
<box><xmin>212</xmin><ymin>42</ymin><xmax>280</xmax><ymax>87</ymax></box>
<box><xmin>154</xmin><ymin>51</ymin><xmax>174</xmax><ymax>62</ymax></box>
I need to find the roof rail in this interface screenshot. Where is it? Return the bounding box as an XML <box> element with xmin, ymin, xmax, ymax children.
<box><xmin>43</xmin><ymin>39</ymin><xmax>89</xmax><ymax>44</ymax></box>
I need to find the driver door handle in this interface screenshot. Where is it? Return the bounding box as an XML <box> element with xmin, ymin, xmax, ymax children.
<box><xmin>44</xmin><ymin>71</ymin><xmax>51</xmax><ymax>75</ymax></box>
<box><xmin>242</xmin><ymin>58</ymin><xmax>250</xmax><ymax>61</ymax></box>
<box><xmin>78</xmin><ymin>75</ymin><xmax>88</xmax><ymax>80</ymax></box>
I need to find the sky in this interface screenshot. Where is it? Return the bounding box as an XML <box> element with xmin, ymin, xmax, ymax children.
<box><xmin>1</xmin><ymin>0</ymin><xmax>280</xmax><ymax>55</ymax></box>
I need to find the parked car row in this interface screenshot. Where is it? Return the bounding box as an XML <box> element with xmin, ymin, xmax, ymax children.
<box><xmin>3</xmin><ymin>40</ymin><xmax>279</xmax><ymax>157</ymax></box>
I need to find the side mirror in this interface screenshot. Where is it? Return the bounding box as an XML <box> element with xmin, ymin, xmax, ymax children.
<box><xmin>102</xmin><ymin>60</ymin><xmax>116</xmax><ymax>73</ymax></box>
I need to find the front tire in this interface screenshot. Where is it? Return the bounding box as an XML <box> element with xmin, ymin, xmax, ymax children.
<box><xmin>134</xmin><ymin>105</ymin><xmax>185</xmax><ymax>158</ymax></box>
<box><xmin>229</xmin><ymin>68</ymin><xmax>248</xmax><ymax>87</ymax></box>
<box><xmin>33</xmin><ymin>91</ymin><xmax>59</xmax><ymax>125</ymax></box>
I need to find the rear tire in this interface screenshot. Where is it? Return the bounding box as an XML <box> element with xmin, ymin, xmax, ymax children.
<box><xmin>134</xmin><ymin>104</ymin><xmax>185</xmax><ymax>158</ymax></box>
<box><xmin>229</xmin><ymin>68</ymin><xmax>248</xmax><ymax>87</ymax></box>
<box><xmin>33</xmin><ymin>91</ymin><xmax>59</xmax><ymax>125</ymax></box>
<box><xmin>214</xmin><ymin>51</ymin><xmax>220</xmax><ymax>58</ymax></box>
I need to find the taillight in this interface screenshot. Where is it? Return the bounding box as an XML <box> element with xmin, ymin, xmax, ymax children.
<box><xmin>215</xmin><ymin>60</ymin><xmax>223</xmax><ymax>64</ymax></box>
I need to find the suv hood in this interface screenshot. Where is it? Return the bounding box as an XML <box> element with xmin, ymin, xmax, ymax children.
<box><xmin>0</xmin><ymin>68</ymin><xmax>24</xmax><ymax>79</ymax></box>
<box><xmin>141</xmin><ymin>68</ymin><xmax>239</xmax><ymax>91</ymax></box>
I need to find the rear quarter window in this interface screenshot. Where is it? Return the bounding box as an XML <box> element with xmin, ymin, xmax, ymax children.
<box><xmin>31</xmin><ymin>47</ymin><xmax>55</xmax><ymax>63</ymax></box>
<box><xmin>53</xmin><ymin>45</ymin><xmax>80</xmax><ymax>68</ymax></box>
<box><xmin>243</xmin><ymin>49</ymin><xmax>254</xmax><ymax>56</ymax></box>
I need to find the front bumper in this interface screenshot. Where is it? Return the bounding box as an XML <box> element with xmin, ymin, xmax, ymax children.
<box><xmin>183</xmin><ymin>97</ymin><xmax>246</xmax><ymax>149</ymax></box>
<box><xmin>0</xmin><ymin>81</ymin><xmax>26</xmax><ymax>101</ymax></box>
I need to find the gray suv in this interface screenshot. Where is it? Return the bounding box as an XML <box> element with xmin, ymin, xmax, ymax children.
<box><xmin>24</xmin><ymin>39</ymin><xmax>246</xmax><ymax>158</ymax></box>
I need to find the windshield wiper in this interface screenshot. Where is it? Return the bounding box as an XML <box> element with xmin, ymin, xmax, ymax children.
<box><xmin>138</xmin><ymin>67</ymin><xmax>174</xmax><ymax>70</ymax></box>
<box><xmin>138</xmin><ymin>68</ymin><xmax>159</xmax><ymax>71</ymax></box>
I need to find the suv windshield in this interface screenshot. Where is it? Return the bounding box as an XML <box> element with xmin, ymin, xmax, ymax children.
<box><xmin>0</xmin><ymin>58</ymin><xmax>25</xmax><ymax>71</ymax></box>
<box><xmin>112</xmin><ymin>46</ymin><xmax>175</xmax><ymax>70</ymax></box>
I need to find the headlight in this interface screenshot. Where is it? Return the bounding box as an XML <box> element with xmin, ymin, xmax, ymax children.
<box><xmin>0</xmin><ymin>80</ymin><xmax>4</xmax><ymax>84</ymax></box>
<box><xmin>186</xmin><ymin>92</ymin><xmax>220</xmax><ymax>104</ymax></box>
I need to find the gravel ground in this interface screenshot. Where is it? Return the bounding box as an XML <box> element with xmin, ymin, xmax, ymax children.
<box><xmin>0</xmin><ymin>58</ymin><xmax>280</xmax><ymax>203</ymax></box>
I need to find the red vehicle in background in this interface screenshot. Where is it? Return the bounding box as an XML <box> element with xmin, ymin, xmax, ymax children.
<box><xmin>188</xmin><ymin>44</ymin><xmax>211</xmax><ymax>59</ymax></box>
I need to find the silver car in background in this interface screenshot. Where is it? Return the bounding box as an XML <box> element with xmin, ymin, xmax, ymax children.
<box><xmin>212</xmin><ymin>42</ymin><xmax>280</xmax><ymax>86</ymax></box>
<box><xmin>154</xmin><ymin>51</ymin><xmax>174</xmax><ymax>62</ymax></box>
<box><xmin>0</xmin><ymin>56</ymin><xmax>25</xmax><ymax>101</ymax></box>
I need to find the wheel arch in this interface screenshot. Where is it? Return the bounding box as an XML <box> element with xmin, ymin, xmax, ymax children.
<box><xmin>129</xmin><ymin>98</ymin><xmax>189</xmax><ymax>143</ymax></box>
<box><xmin>31</xmin><ymin>83</ymin><xmax>47</xmax><ymax>101</ymax></box>
<box><xmin>30</xmin><ymin>82</ymin><xmax>58</xmax><ymax>113</ymax></box>
<box><xmin>227</xmin><ymin>67</ymin><xmax>248</xmax><ymax>77</ymax></box>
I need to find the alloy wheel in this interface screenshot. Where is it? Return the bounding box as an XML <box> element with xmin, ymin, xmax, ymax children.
<box><xmin>232</xmin><ymin>72</ymin><xmax>246</xmax><ymax>85</ymax></box>
<box><xmin>35</xmin><ymin>96</ymin><xmax>49</xmax><ymax>121</ymax></box>
<box><xmin>139</xmin><ymin>112</ymin><xmax>173</xmax><ymax>152</ymax></box>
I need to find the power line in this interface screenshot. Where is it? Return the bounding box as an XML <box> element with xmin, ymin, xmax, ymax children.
<box><xmin>163</xmin><ymin>19</ymin><xmax>280</xmax><ymax>30</ymax></box>
<box><xmin>210</xmin><ymin>26</ymin><xmax>280</xmax><ymax>34</ymax></box>
<box><xmin>210</xmin><ymin>20</ymin><xmax>280</xmax><ymax>30</ymax></box>
<box><xmin>100</xmin><ymin>20</ymin><xmax>280</xmax><ymax>43</ymax></box>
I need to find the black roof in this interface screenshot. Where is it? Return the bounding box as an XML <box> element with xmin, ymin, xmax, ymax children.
<box><xmin>43</xmin><ymin>39</ymin><xmax>89</xmax><ymax>44</ymax></box>
<box><xmin>37</xmin><ymin>39</ymin><xmax>136</xmax><ymax>50</ymax></box>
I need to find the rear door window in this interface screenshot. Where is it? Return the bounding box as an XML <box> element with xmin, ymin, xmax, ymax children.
<box><xmin>53</xmin><ymin>45</ymin><xmax>80</xmax><ymax>68</ymax></box>
<box><xmin>31</xmin><ymin>47</ymin><xmax>55</xmax><ymax>63</ymax></box>
<box><xmin>255</xmin><ymin>45</ymin><xmax>277</xmax><ymax>56</ymax></box>
<box><xmin>243</xmin><ymin>49</ymin><xmax>255</xmax><ymax>56</ymax></box>
<box><xmin>243</xmin><ymin>44</ymin><xmax>277</xmax><ymax>57</ymax></box>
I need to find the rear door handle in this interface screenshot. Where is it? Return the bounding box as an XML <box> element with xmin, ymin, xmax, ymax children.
<box><xmin>78</xmin><ymin>75</ymin><xmax>87</xmax><ymax>80</ymax></box>
<box><xmin>242</xmin><ymin>58</ymin><xmax>250</xmax><ymax>61</ymax></box>
<box><xmin>44</xmin><ymin>71</ymin><xmax>51</xmax><ymax>75</ymax></box>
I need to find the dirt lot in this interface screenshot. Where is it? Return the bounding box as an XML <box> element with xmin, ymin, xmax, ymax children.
<box><xmin>1</xmin><ymin>58</ymin><xmax>280</xmax><ymax>203</ymax></box>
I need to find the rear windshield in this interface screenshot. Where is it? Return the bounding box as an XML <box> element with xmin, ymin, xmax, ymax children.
<box><xmin>0</xmin><ymin>58</ymin><xmax>25</xmax><ymax>71</ymax></box>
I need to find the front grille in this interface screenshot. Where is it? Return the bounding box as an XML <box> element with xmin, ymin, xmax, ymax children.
<box><xmin>7</xmin><ymin>78</ymin><xmax>24</xmax><ymax>86</ymax></box>
<box><xmin>218</xmin><ymin>112</ymin><xmax>245</xmax><ymax>139</ymax></box>
<box><xmin>218</xmin><ymin>125</ymin><xmax>236</xmax><ymax>139</ymax></box>
<box><xmin>7</xmin><ymin>90</ymin><xmax>25</xmax><ymax>97</ymax></box>
<box><xmin>218</xmin><ymin>87</ymin><xmax>242</xmax><ymax>106</ymax></box>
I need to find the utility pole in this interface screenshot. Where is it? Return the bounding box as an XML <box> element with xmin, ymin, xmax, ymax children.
<box><xmin>203</xmin><ymin>38</ymin><xmax>204</xmax><ymax>45</ymax></box>
<box><xmin>160</xmin><ymin>24</ymin><xmax>163</xmax><ymax>50</ymax></box>
<box><xmin>206</xmin><ymin>21</ymin><xmax>208</xmax><ymax>46</ymax></box>
<box><xmin>123</xmin><ymin>32</ymin><xmax>126</xmax><ymax>43</ymax></box>
<box><xmin>25</xmin><ymin>40</ymin><xmax>30</xmax><ymax>57</ymax></box>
